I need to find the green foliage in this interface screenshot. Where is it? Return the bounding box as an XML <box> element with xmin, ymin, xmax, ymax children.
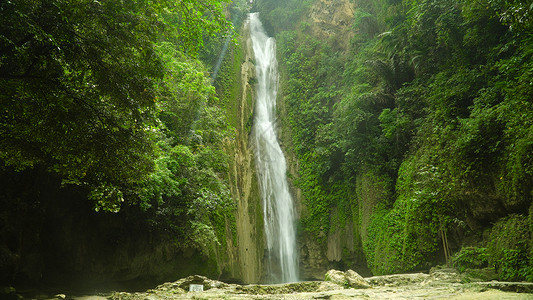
<box><xmin>199</xmin><ymin>0</ymin><xmax>248</xmax><ymax>69</ymax></box>
<box><xmin>276</xmin><ymin>29</ymin><xmax>348</xmax><ymax>244</ymax></box>
<box><xmin>487</xmin><ymin>215</ymin><xmax>533</xmax><ymax>281</ymax></box>
<box><xmin>353</xmin><ymin>9</ymin><xmax>380</xmax><ymax>39</ymax></box>
<box><xmin>269</xmin><ymin>0</ymin><xmax>533</xmax><ymax>276</ymax></box>
<box><xmin>159</xmin><ymin>0</ymin><xmax>233</xmax><ymax>57</ymax></box>
<box><xmin>0</xmin><ymin>0</ymin><xmax>230</xmax><ymax>212</ymax></box>
<box><xmin>0</xmin><ymin>0</ymin><xmax>235</xmax><ymax>260</ymax></box>
<box><xmin>138</xmin><ymin>43</ymin><xmax>233</xmax><ymax>254</ymax></box>
<box><xmin>254</xmin><ymin>0</ymin><xmax>314</xmax><ymax>34</ymax></box>
<box><xmin>364</xmin><ymin>158</ymin><xmax>457</xmax><ymax>274</ymax></box>
<box><xmin>278</xmin><ymin>32</ymin><xmax>342</xmax><ymax>157</ymax></box>
<box><xmin>364</xmin><ymin>205</ymin><xmax>405</xmax><ymax>274</ymax></box>
<box><xmin>352</xmin><ymin>0</ymin><xmax>533</xmax><ymax>275</ymax></box>
<box><xmin>451</xmin><ymin>247</ymin><xmax>489</xmax><ymax>273</ymax></box>
<box><xmin>213</xmin><ymin>40</ymin><xmax>244</xmax><ymax>128</ymax></box>
<box><xmin>0</xmin><ymin>0</ymin><xmax>165</xmax><ymax>211</ymax></box>
<box><xmin>498</xmin><ymin>248</ymin><xmax>533</xmax><ymax>282</ymax></box>
<box><xmin>488</xmin><ymin>0</ymin><xmax>533</xmax><ymax>33</ymax></box>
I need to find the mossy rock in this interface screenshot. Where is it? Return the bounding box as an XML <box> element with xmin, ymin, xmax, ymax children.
<box><xmin>325</xmin><ymin>269</ymin><xmax>371</xmax><ymax>288</ymax></box>
<box><xmin>325</xmin><ymin>269</ymin><xmax>347</xmax><ymax>286</ymax></box>
<box><xmin>461</xmin><ymin>268</ymin><xmax>499</xmax><ymax>282</ymax></box>
<box><xmin>236</xmin><ymin>281</ymin><xmax>321</xmax><ymax>294</ymax></box>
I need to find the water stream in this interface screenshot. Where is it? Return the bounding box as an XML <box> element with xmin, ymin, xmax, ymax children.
<box><xmin>249</xmin><ymin>12</ymin><xmax>299</xmax><ymax>283</ymax></box>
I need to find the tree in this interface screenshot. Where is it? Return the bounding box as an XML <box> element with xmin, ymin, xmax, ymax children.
<box><xmin>0</xmin><ymin>0</ymin><xmax>230</xmax><ymax>210</ymax></box>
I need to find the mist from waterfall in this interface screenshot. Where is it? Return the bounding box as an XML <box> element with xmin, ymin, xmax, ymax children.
<box><xmin>249</xmin><ymin>12</ymin><xmax>299</xmax><ymax>283</ymax></box>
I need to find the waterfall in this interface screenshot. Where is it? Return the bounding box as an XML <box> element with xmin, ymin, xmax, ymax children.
<box><xmin>249</xmin><ymin>12</ymin><xmax>299</xmax><ymax>283</ymax></box>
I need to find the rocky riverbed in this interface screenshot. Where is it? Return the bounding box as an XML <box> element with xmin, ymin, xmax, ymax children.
<box><xmin>9</xmin><ymin>268</ymin><xmax>533</xmax><ymax>300</ymax></box>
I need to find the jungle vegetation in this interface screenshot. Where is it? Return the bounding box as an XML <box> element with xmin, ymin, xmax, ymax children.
<box><xmin>0</xmin><ymin>0</ymin><xmax>532</xmax><ymax>288</ymax></box>
<box><xmin>256</xmin><ymin>0</ymin><xmax>532</xmax><ymax>281</ymax></box>
<box><xmin>0</xmin><ymin>0</ymin><xmax>250</xmax><ymax>286</ymax></box>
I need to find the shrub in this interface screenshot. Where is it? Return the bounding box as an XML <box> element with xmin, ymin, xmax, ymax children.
<box><xmin>451</xmin><ymin>247</ymin><xmax>489</xmax><ymax>273</ymax></box>
<box><xmin>488</xmin><ymin>215</ymin><xmax>533</xmax><ymax>281</ymax></box>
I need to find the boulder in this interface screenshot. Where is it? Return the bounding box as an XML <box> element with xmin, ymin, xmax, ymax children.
<box><xmin>324</xmin><ymin>269</ymin><xmax>370</xmax><ymax>289</ymax></box>
<box><xmin>325</xmin><ymin>269</ymin><xmax>347</xmax><ymax>286</ymax></box>
<box><xmin>345</xmin><ymin>270</ymin><xmax>371</xmax><ymax>288</ymax></box>
<box><xmin>154</xmin><ymin>275</ymin><xmax>228</xmax><ymax>292</ymax></box>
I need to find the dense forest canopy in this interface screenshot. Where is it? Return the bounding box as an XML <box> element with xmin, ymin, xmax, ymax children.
<box><xmin>0</xmin><ymin>0</ymin><xmax>233</xmax><ymax>210</ymax></box>
<box><xmin>0</xmin><ymin>0</ymin><xmax>252</xmax><ymax>286</ymax></box>
<box><xmin>255</xmin><ymin>0</ymin><xmax>532</xmax><ymax>281</ymax></box>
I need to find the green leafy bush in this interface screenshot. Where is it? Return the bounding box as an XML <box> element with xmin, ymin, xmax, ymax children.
<box><xmin>262</xmin><ymin>0</ymin><xmax>533</xmax><ymax>277</ymax></box>
<box><xmin>451</xmin><ymin>247</ymin><xmax>489</xmax><ymax>273</ymax></box>
<box><xmin>488</xmin><ymin>215</ymin><xmax>533</xmax><ymax>281</ymax></box>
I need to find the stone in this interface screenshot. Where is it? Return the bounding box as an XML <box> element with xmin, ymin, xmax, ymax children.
<box><xmin>473</xmin><ymin>281</ymin><xmax>533</xmax><ymax>293</ymax></box>
<box><xmin>461</xmin><ymin>268</ymin><xmax>498</xmax><ymax>282</ymax></box>
<box><xmin>325</xmin><ymin>269</ymin><xmax>347</xmax><ymax>286</ymax></box>
<box><xmin>345</xmin><ymin>270</ymin><xmax>371</xmax><ymax>289</ymax></box>
<box><xmin>324</xmin><ymin>269</ymin><xmax>370</xmax><ymax>289</ymax></box>
<box><xmin>366</xmin><ymin>273</ymin><xmax>430</xmax><ymax>287</ymax></box>
<box><xmin>317</xmin><ymin>281</ymin><xmax>344</xmax><ymax>292</ymax></box>
<box><xmin>158</xmin><ymin>275</ymin><xmax>219</xmax><ymax>291</ymax></box>
<box><xmin>105</xmin><ymin>274</ymin><xmax>533</xmax><ymax>299</ymax></box>
<box><xmin>189</xmin><ymin>284</ymin><xmax>204</xmax><ymax>292</ymax></box>
<box><xmin>429</xmin><ymin>267</ymin><xmax>461</xmax><ymax>283</ymax></box>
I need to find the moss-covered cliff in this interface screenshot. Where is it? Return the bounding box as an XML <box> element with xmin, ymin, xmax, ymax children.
<box><xmin>215</xmin><ymin>18</ymin><xmax>265</xmax><ymax>283</ymax></box>
<box><xmin>255</xmin><ymin>0</ymin><xmax>533</xmax><ymax>281</ymax></box>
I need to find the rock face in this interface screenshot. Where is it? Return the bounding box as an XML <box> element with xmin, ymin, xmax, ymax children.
<box><xmin>307</xmin><ymin>0</ymin><xmax>355</xmax><ymax>50</ymax></box>
<box><xmin>276</xmin><ymin>0</ymin><xmax>360</xmax><ymax>281</ymax></box>
<box><xmin>222</xmin><ymin>17</ymin><xmax>264</xmax><ymax>283</ymax></box>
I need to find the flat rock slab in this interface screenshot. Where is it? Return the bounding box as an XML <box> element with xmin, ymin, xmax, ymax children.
<box><xmin>20</xmin><ymin>272</ymin><xmax>533</xmax><ymax>300</ymax></box>
<box><xmin>107</xmin><ymin>285</ymin><xmax>533</xmax><ymax>299</ymax></box>
<box><xmin>104</xmin><ymin>276</ymin><xmax>533</xmax><ymax>300</ymax></box>
<box><xmin>366</xmin><ymin>273</ymin><xmax>431</xmax><ymax>286</ymax></box>
<box><xmin>235</xmin><ymin>281</ymin><xmax>325</xmax><ymax>294</ymax></box>
<box><xmin>472</xmin><ymin>281</ymin><xmax>533</xmax><ymax>293</ymax></box>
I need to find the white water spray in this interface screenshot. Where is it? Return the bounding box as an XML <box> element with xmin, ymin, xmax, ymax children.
<box><xmin>250</xmin><ymin>13</ymin><xmax>299</xmax><ymax>283</ymax></box>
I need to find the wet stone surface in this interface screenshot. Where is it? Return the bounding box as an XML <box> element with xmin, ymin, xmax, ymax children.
<box><xmin>10</xmin><ymin>270</ymin><xmax>533</xmax><ymax>300</ymax></box>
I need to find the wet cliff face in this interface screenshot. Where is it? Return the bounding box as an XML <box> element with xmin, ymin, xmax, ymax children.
<box><xmin>222</xmin><ymin>19</ymin><xmax>264</xmax><ymax>284</ymax></box>
<box><xmin>274</xmin><ymin>0</ymin><xmax>358</xmax><ymax>280</ymax></box>
<box><xmin>307</xmin><ymin>0</ymin><xmax>355</xmax><ymax>51</ymax></box>
<box><xmin>306</xmin><ymin>0</ymin><xmax>358</xmax><ymax>275</ymax></box>
<box><xmin>223</xmin><ymin>0</ymin><xmax>359</xmax><ymax>281</ymax></box>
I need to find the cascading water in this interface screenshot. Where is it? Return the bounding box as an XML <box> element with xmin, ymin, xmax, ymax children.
<box><xmin>249</xmin><ymin>12</ymin><xmax>299</xmax><ymax>283</ymax></box>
